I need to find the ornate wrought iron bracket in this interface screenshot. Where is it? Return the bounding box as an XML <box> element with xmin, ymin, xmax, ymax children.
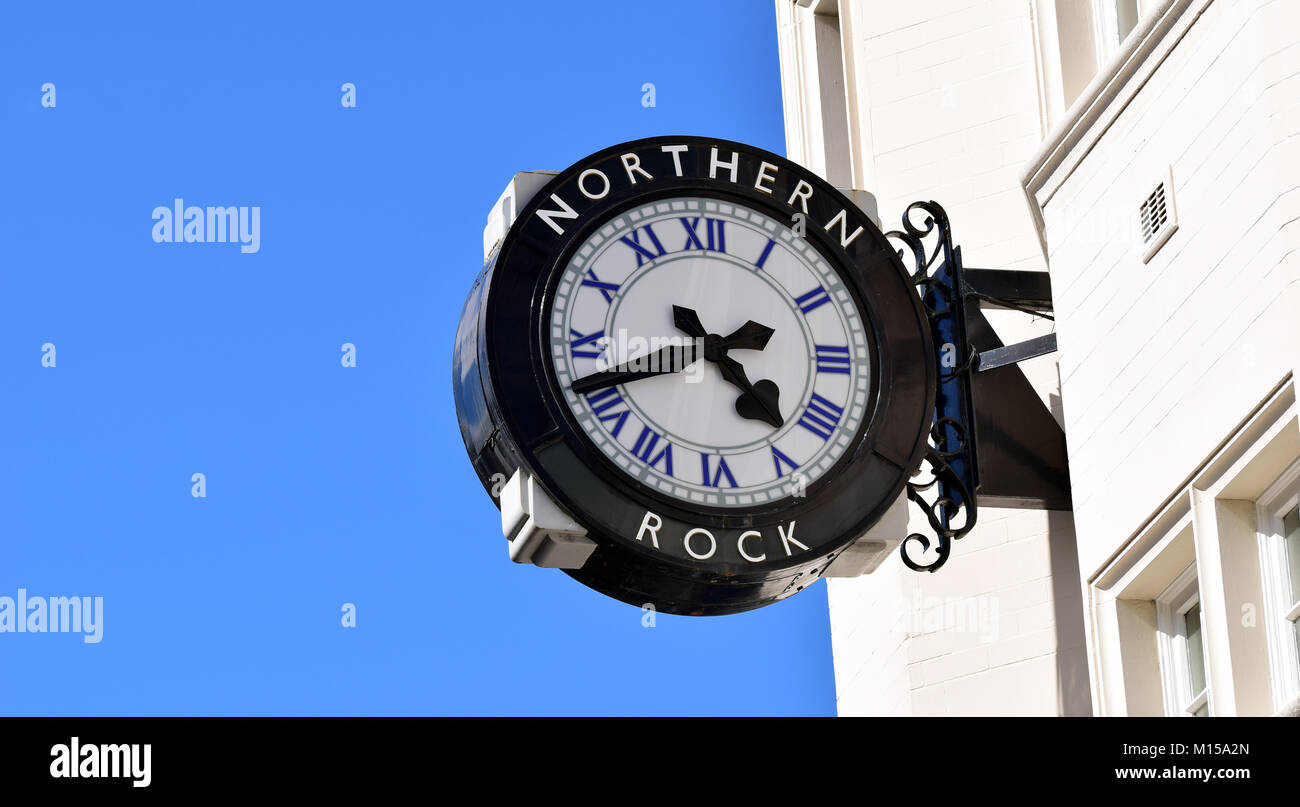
<box><xmin>887</xmin><ymin>202</ymin><xmax>979</xmax><ymax>572</ymax></box>
<box><xmin>885</xmin><ymin>201</ymin><xmax>1068</xmax><ymax>572</ymax></box>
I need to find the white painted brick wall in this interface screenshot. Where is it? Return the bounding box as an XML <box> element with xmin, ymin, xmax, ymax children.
<box><xmin>815</xmin><ymin>0</ymin><xmax>1088</xmax><ymax>717</ymax></box>
<box><xmin>829</xmin><ymin>506</ymin><xmax>1087</xmax><ymax>715</ymax></box>
<box><xmin>1039</xmin><ymin>0</ymin><xmax>1300</xmax><ymax>577</ymax></box>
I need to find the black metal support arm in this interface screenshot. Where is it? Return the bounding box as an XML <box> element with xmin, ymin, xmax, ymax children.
<box><xmin>963</xmin><ymin>268</ymin><xmax>1055</xmax><ymax>312</ymax></box>
<box><xmin>974</xmin><ymin>333</ymin><xmax>1058</xmax><ymax>372</ymax></box>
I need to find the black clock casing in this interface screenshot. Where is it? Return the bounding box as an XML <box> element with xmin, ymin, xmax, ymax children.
<box><xmin>453</xmin><ymin>136</ymin><xmax>934</xmax><ymax>615</ymax></box>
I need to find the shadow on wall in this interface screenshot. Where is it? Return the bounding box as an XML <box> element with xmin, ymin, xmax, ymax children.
<box><xmin>1049</xmin><ymin>509</ymin><xmax>1093</xmax><ymax>716</ymax></box>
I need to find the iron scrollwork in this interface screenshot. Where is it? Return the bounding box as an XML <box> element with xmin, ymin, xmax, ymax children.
<box><xmin>886</xmin><ymin>201</ymin><xmax>979</xmax><ymax>572</ymax></box>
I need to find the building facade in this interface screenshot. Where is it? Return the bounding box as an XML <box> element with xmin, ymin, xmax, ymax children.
<box><xmin>776</xmin><ymin>0</ymin><xmax>1300</xmax><ymax>716</ymax></box>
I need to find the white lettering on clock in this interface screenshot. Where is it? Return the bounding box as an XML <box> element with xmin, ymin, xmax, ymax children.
<box><xmin>787</xmin><ymin>180</ymin><xmax>814</xmax><ymax>214</ymax></box>
<box><xmin>779</xmin><ymin>521</ymin><xmax>809</xmax><ymax>556</ymax></box>
<box><xmin>709</xmin><ymin>147</ymin><xmax>738</xmax><ymax>183</ymax></box>
<box><xmin>636</xmin><ymin>510</ymin><xmax>662</xmax><ymax>549</ymax></box>
<box><xmin>683</xmin><ymin>527</ymin><xmax>717</xmax><ymax>560</ymax></box>
<box><xmin>620</xmin><ymin>153</ymin><xmax>653</xmax><ymax>184</ymax></box>
<box><xmin>738</xmin><ymin>530</ymin><xmax>766</xmax><ymax>562</ymax></box>
<box><xmin>578</xmin><ymin>169</ymin><xmax>611</xmax><ymax>200</ymax></box>
<box><xmin>660</xmin><ymin>144</ymin><xmax>688</xmax><ymax>176</ymax></box>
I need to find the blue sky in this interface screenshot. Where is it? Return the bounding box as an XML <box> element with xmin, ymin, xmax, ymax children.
<box><xmin>0</xmin><ymin>1</ymin><xmax>836</xmax><ymax>715</ymax></box>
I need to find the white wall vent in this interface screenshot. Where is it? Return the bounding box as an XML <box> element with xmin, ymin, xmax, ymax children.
<box><xmin>1140</xmin><ymin>168</ymin><xmax>1178</xmax><ymax>263</ymax></box>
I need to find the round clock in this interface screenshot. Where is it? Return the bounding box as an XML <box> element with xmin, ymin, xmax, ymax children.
<box><xmin>454</xmin><ymin>136</ymin><xmax>935</xmax><ymax>615</ymax></box>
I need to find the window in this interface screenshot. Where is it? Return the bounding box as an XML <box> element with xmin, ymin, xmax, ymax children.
<box><xmin>775</xmin><ymin>0</ymin><xmax>854</xmax><ymax>189</ymax></box>
<box><xmin>1180</xmin><ymin>601</ymin><xmax>1210</xmax><ymax>716</ymax></box>
<box><xmin>1257</xmin><ymin>459</ymin><xmax>1300</xmax><ymax>709</ymax></box>
<box><xmin>1033</xmin><ymin>0</ymin><xmax>1151</xmax><ymax>128</ymax></box>
<box><xmin>1156</xmin><ymin>566</ymin><xmax>1210</xmax><ymax>716</ymax></box>
<box><xmin>1283</xmin><ymin>508</ymin><xmax>1300</xmax><ymax>646</ymax></box>
<box><xmin>1094</xmin><ymin>0</ymin><xmax>1141</xmax><ymax>63</ymax></box>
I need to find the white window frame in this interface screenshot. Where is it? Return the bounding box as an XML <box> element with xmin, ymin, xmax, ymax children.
<box><xmin>1256</xmin><ymin>458</ymin><xmax>1300</xmax><ymax>709</ymax></box>
<box><xmin>1155</xmin><ymin>564</ymin><xmax>1210</xmax><ymax>716</ymax></box>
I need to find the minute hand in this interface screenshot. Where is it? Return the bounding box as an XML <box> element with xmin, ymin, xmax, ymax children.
<box><xmin>569</xmin><ymin>343</ymin><xmax>698</xmax><ymax>395</ymax></box>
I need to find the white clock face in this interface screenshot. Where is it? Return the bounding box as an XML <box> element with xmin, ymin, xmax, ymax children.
<box><xmin>548</xmin><ymin>196</ymin><xmax>871</xmax><ymax>508</ymax></box>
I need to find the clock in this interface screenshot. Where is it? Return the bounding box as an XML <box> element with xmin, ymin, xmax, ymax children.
<box><xmin>454</xmin><ymin>136</ymin><xmax>935</xmax><ymax>615</ymax></box>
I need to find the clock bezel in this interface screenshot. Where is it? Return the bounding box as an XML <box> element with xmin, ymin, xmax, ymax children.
<box><xmin>465</xmin><ymin>136</ymin><xmax>936</xmax><ymax>614</ymax></box>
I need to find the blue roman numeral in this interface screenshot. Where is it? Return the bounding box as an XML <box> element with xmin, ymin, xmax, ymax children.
<box><xmin>568</xmin><ymin>328</ymin><xmax>604</xmax><ymax>359</ymax></box>
<box><xmin>619</xmin><ymin>224</ymin><xmax>668</xmax><ymax>267</ymax></box>
<box><xmin>794</xmin><ymin>285</ymin><xmax>831</xmax><ymax>314</ymax></box>
<box><xmin>679</xmin><ymin>217</ymin><xmax>726</xmax><ymax>253</ymax></box>
<box><xmin>755</xmin><ymin>238</ymin><xmax>776</xmax><ymax>269</ymax></box>
<box><xmin>580</xmin><ymin>269</ymin><xmax>619</xmax><ymax>303</ymax></box>
<box><xmin>700</xmin><ymin>454</ymin><xmax>737</xmax><ymax>488</ymax></box>
<box><xmin>797</xmin><ymin>393</ymin><xmax>844</xmax><ymax>441</ymax></box>
<box><xmin>585</xmin><ymin>388</ymin><xmax>628</xmax><ymax>438</ymax></box>
<box><xmin>814</xmin><ymin>344</ymin><xmax>851</xmax><ymax>374</ymax></box>
<box><xmin>632</xmin><ymin>426</ymin><xmax>674</xmax><ymax>476</ymax></box>
<box><xmin>771</xmin><ymin>445</ymin><xmax>800</xmax><ymax>477</ymax></box>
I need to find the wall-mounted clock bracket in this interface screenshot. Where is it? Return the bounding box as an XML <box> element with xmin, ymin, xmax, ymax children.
<box><xmin>886</xmin><ymin>201</ymin><xmax>1070</xmax><ymax>573</ymax></box>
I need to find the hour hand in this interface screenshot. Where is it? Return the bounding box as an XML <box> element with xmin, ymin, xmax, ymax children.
<box><xmin>675</xmin><ymin>305</ymin><xmax>773</xmax><ymax>352</ymax></box>
<box><xmin>716</xmin><ymin>356</ymin><xmax>784</xmax><ymax>428</ymax></box>
<box><xmin>721</xmin><ymin>320</ymin><xmax>775</xmax><ymax>352</ymax></box>
<box><xmin>570</xmin><ymin>343</ymin><xmax>698</xmax><ymax>395</ymax></box>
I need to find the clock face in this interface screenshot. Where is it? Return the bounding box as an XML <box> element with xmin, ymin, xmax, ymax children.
<box><xmin>548</xmin><ymin>196</ymin><xmax>872</xmax><ymax>508</ymax></box>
